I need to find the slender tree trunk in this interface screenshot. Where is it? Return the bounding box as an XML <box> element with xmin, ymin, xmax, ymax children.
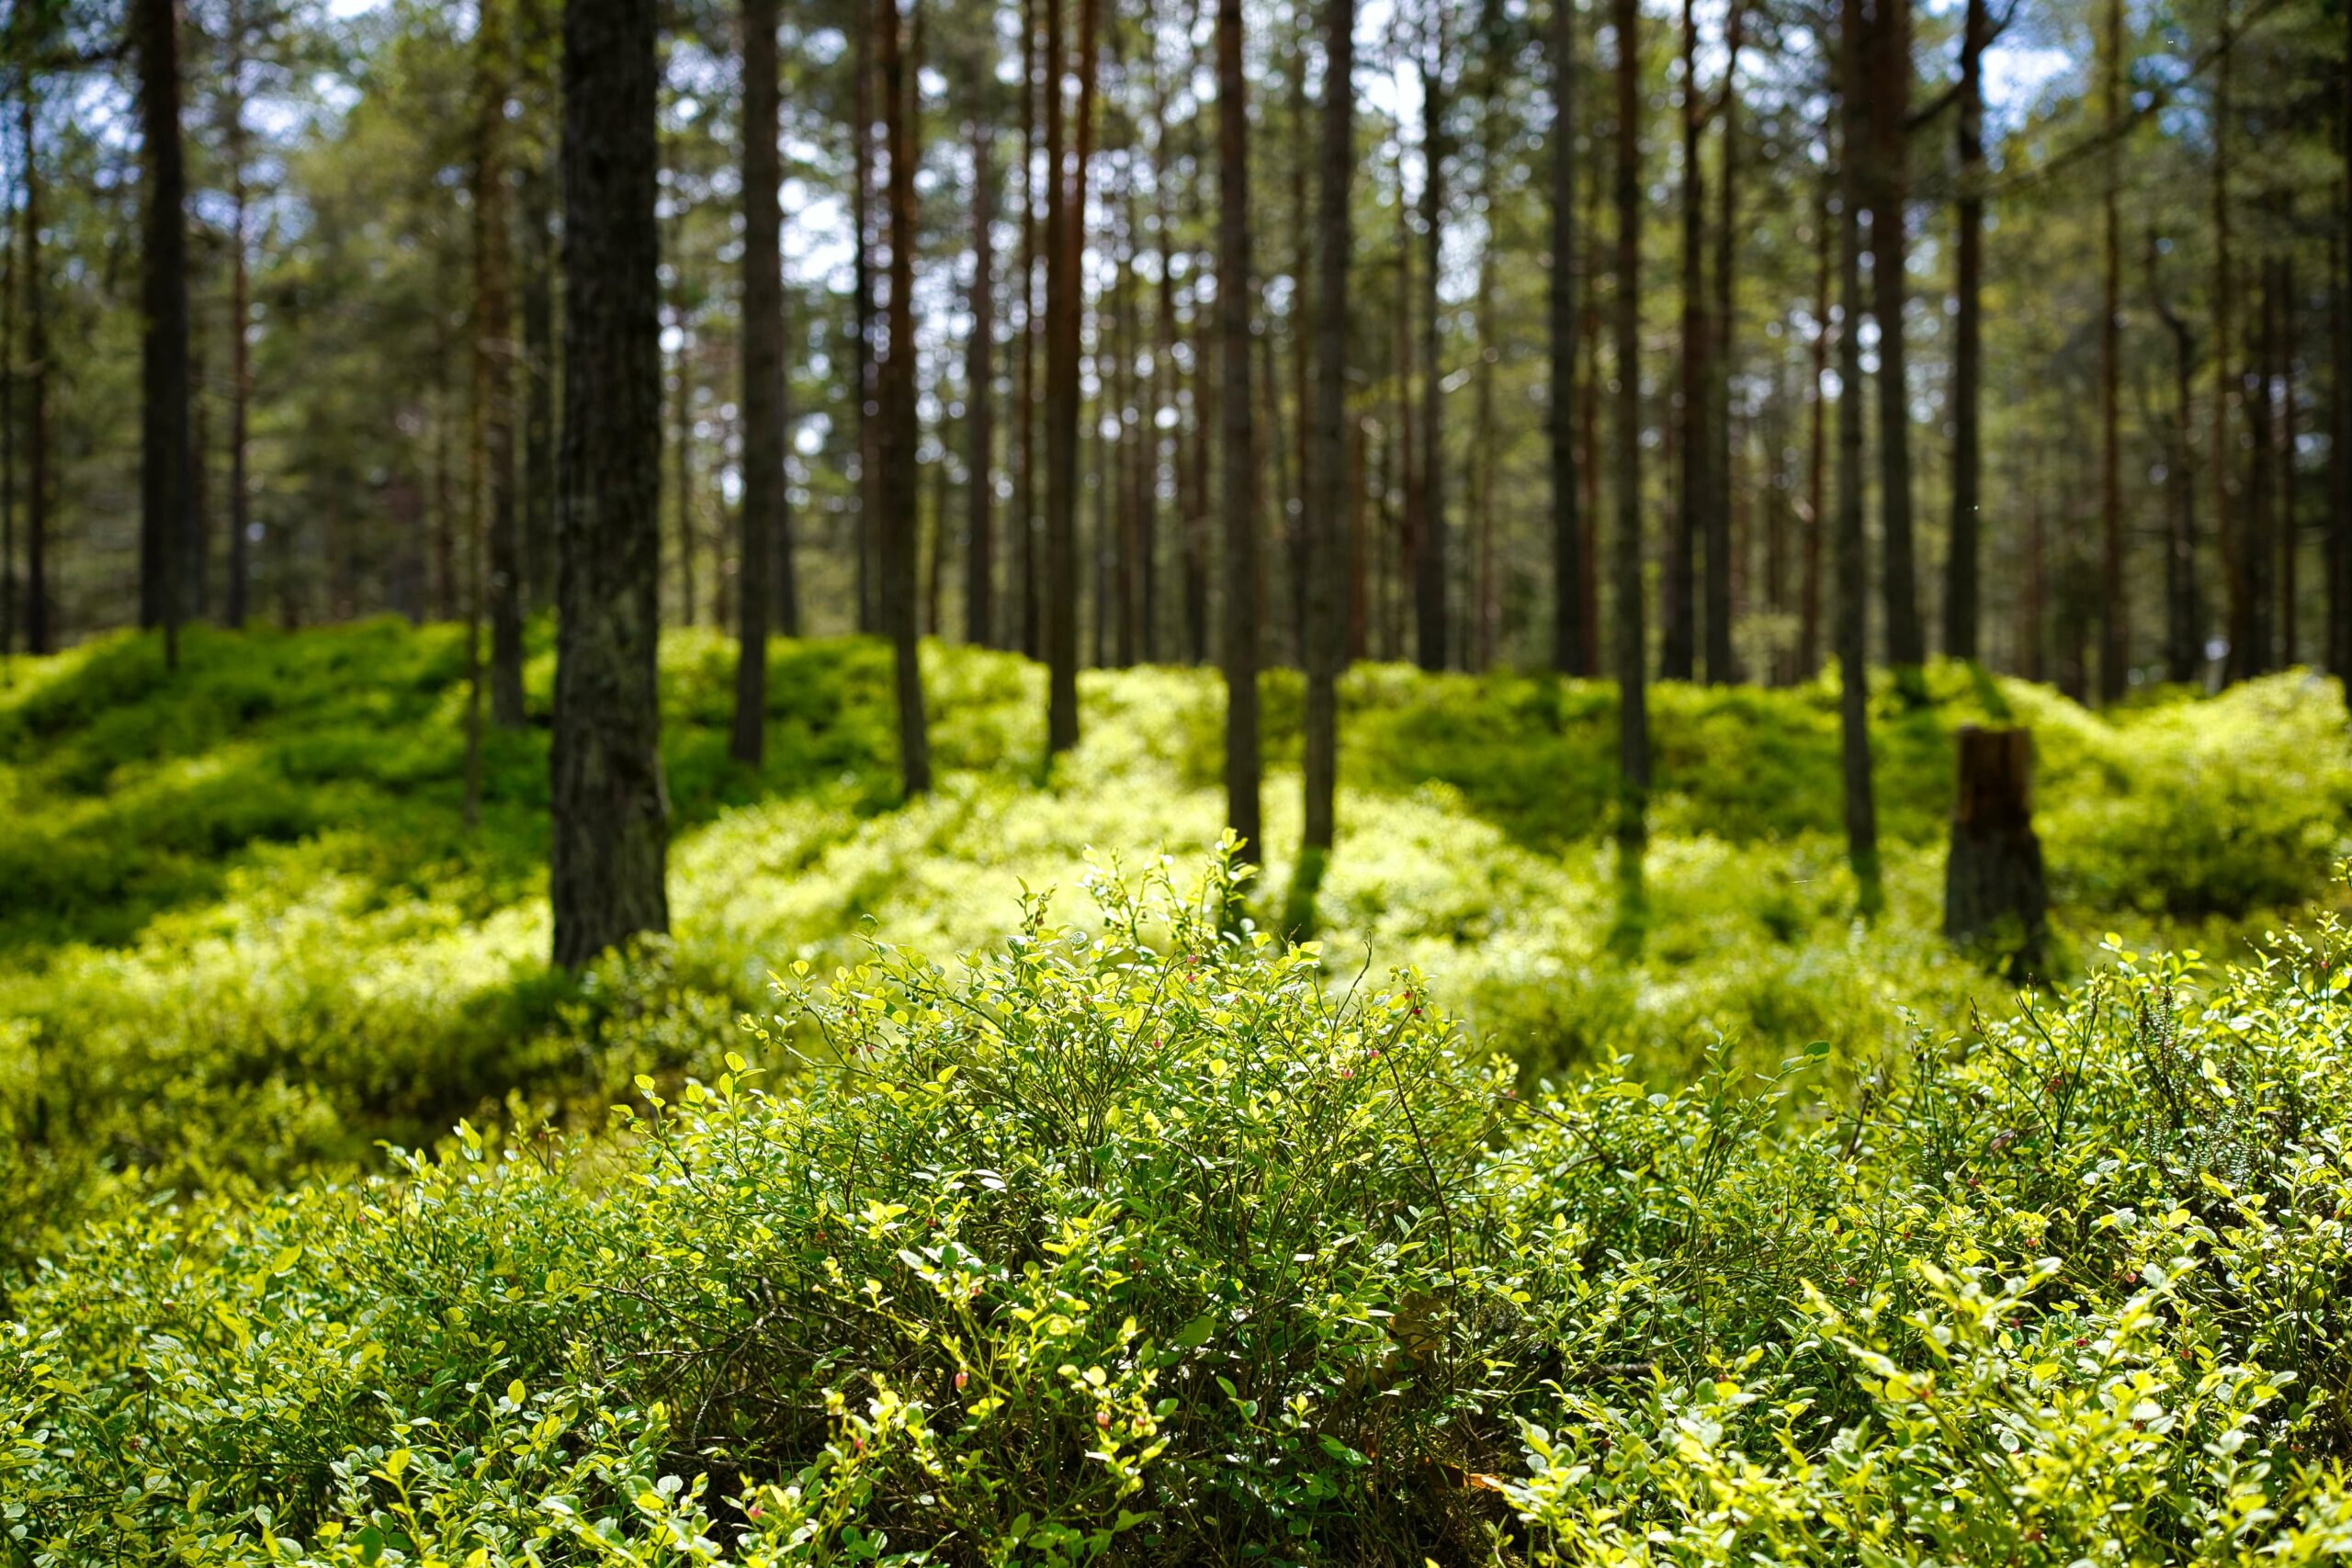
<box><xmin>478</xmin><ymin>0</ymin><xmax>526</xmax><ymax>725</ymax></box>
<box><xmin>521</xmin><ymin>0</ymin><xmax>559</xmax><ymax>615</ymax></box>
<box><xmin>876</xmin><ymin>0</ymin><xmax>931</xmax><ymax>793</ymax></box>
<box><xmin>21</xmin><ymin>85</ymin><xmax>44</xmax><ymax>656</ymax></box>
<box><xmin>854</xmin><ymin>19</ymin><xmax>880</xmax><ymax>634</ymax></box>
<box><xmin>1415</xmin><ymin>54</ymin><xmax>1450</xmax><ymax>671</ymax></box>
<box><xmin>1705</xmin><ymin>1</ymin><xmax>1741</xmax><ymax>682</ymax></box>
<box><xmin>551</xmin><ymin>0</ymin><xmax>668</xmax><ymax>968</ymax></box>
<box><xmin>1945</xmin><ymin>0</ymin><xmax>1985</xmax><ymax>660</ymax></box>
<box><xmin>1149</xmin><ymin>25</ymin><xmax>1182</xmax><ymax>664</ymax></box>
<box><xmin>1867</xmin><ymin>0</ymin><xmax>1920</xmax><ymax>673</ymax></box>
<box><xmin>138</xmin><ymin>0</ymin><xmax>190</xmax><ymax>663</ymax></box>
<box><xmin>1548</xmin><ymin>0</ymin><xmax>1585</xmax><ymax>674</ymax></box>
<box><xmin>1016</xmin><ymin>0</ymin><xmax>1041</xmax><ymax>657</ymax></box>
<box><xmin>2335</xmin><ymin>34</ymin><xmax>2351</xmax><ymax>679</ymax></box>
<box><xmin>2281</xmin><ymin>259</ymin><xmax>2300</xmax><ymax>665</ymax></box>
<box><xmin>2097</xmin><ymin>0</ymin><xmax>2125</xmax><ymax>701</ymax></box>
<box><xmin>226</xmin><ymin>6</ymin><xmax>253</xmax><ymax>632</ymax></box>
<box><xmin>1287</xmin><ymin>44</ymin><xmax>1314</xmax><ymax>668</ymax></box>
<box><xmin>2213</xmin><ymin>3</ymin><xmax>2242</xmax><ymax>682</ymax></box>
<box><xmin>1665</xmin><ymin>0</ymin><xmax>1701</xmax><ymax>683</ymax></box>
<box><xmin>1301</xmin><ymin>0</ymin><xmax>1352</xmax><ymax>876</ymax></box>
<box><xmin>1216</xmin><ymin>0</ymin><xmax>1261</xmax><ymax>863</ymax></box>
<box><xmin>1611</xmin><ymin>0</ymin><xmax>1647</xmax><ymax>905</ymax></box>
<box><xmin>965</xmin><ymin>117</ymin><xmax>997</xmax><ymax>648</ymax></box>
<box><xmin>2150</xmin><ymin>234</ymin><xmax>2200</xmax><ymax>683</ymax></box>
<box><xmin>2245</xmin><ymin>258</ymin><xmax>2276</xmax><ymax>676</ymax></box>
<box><xmin>1838</xmin><ymin>0</ymin><xmax>1882</xmax><ymax>911</ymax></box>
<box><xmin>673</xmin><ymin>332</ymin><xmax>697</xmax><ymax>626</ymax></box>
<box><xmin>733</xmin><ymin>0</ymin><xmax>784</xmax><ymax>765</ymax></box>
<box><xmin>1043</xmin><ymin>0</ymin><xmax>1098</xmax><ymax>752</ymax></box>
<box><xmin>1112</xmin><ymin>183</ymin><xmax>1139</xmax><ymax>667</ymax></box>
<box><xmin>1</xmin><ymin>93</ymin><xmax>13</xmax><ymax>660</ymax></box>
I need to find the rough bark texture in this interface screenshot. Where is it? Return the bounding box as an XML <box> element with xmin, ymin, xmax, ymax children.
<box><xmin>138</xmin><ymin>0</ymin><xmax>190</xmax><ymax>650</ymax></box>
<box><xmin>877</xmin><ymin>0</ymin><xmax>931</xmax><ymax>795</ymax></box>
<box><xmin>734</xmin><ymin>0</ymin><xmax>784</xmax><ymax>766</ymax></box>
<box><xmin>1548</xmin><ymin>0</ymin><xmax>1585</xmax><ymax>675</ymax></box>
<box><xmin>1302</xmin><ymin>0</ymin><xmax>1352</xmax><ymax>868</ymax></box>
<box><xmin>1611</xmin><ymin>0</ymin><xmax>1647</xmax><ymax>875</ymax></box>
<box><xmin>1866</xmin><ymin>0</ymin><xmax>1921</xmax><ymax>673</ymax></box>
<box><xmin>1216</xmin><ymin>0</ymin><xmax>1261</xmax><ymax>864</ymax></box>
<box><xmin>1944</xmin><ymin>0</ymin><xmax>1984</xmax><ymax>661</ymax></box>
<box><xmin>550</xmin><ymin>0</ymin><xmax>669</xmax><ymax>969</ymax></box>
<box><xmin>1943</xmin><ymin>726</ymin><xmax>2047</xmax><ymax>976</ymax></box>
<box><xmin>1837</xmin><ymin>0</ymin><xmax>1883</xmax><ymax>913</ymax></box>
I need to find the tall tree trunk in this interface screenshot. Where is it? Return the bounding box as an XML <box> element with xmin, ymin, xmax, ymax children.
<box><xmin>551</xmin><ymin>0</ymin><xmax>668</xmax><ymax>967</ymax></box>
<box><xmin>2245</xmin><ymin>258</ymin><xmax>2276</xmax><ymax>676</ymax></box>
<box><xmin>1016</xmin><ymin>0</ymin><xmax>1041</xmax><ymax>657</ymax></box>
<box><xmin>1216</xmin><ymin>0</ymin><xmax>1261</xmax><ymax>863</ymax></box>
<box><xmin>965</xmin><ymin>116</ymin><xmax>997</xmax><ymax>648</ymax></box>
<box><xmin>1112</xmin><ymin>180</ymin><xmax>1139</xmax><ymax>668</ymax></box>
<box><xmin>1301</xmin><ymin>0</ymin><xmax>1352</xmax><ymax>880</ymax></box>
<box><xmin>2096</xmin><ymin>0</ymin><xmax>2125</xmax><ymax>701</ymax></box>
<box><xmin>1548</xmin><ymin>0</ymin><xmax>1585</xmax><ymax>674</ymax></box>
<box><xmin>1287</xmin><ymin>42</ymin><xmax>1314</xmax><ymax>668</ymax></box>
<box><xmin>2335</xmin><ymin>30</ymin><xmax>2351</xmax><ymax>679</ymax></box>
<box><xmin>1</xmin><ymin>90</ymin><xmax>13</xmax><ymax>660</ymax></box>
<box><xmin>1664</xmin><ymin>0</ymin><xmax>1701</xmax><ymax>682</ymax></box>
<box><xmin>1149</xmin><ymin>21</ymin><xmax>1182</xmax><ymax>664</ymax></box>
<box><xmin>478</xmin><ymin>0</ymin><xmax>526</xmax><ymax>726</ymax></box>
<box><xmin>520</xmin><ymin>0</ymin><xmax>559</xmax><ymax>615</ymax></box>
<box><xmin>2280</xmin><ymin>259</ymin><xmax>2299</xmax><ymax>665</ymax></box>
<box><xmin>226</xmin><ymin>0</ymin><xmax>253</xmax><ymax>631</ymax></box>
<box><xmin>1611</xmin><ymin>0</ymin><xmax>1647</xmax><ymax>906</ymax></box>
<box><xmin>673</xmin><ymin>332</ymin><xmax>696</xmax><ymax>626</ymax></box>
<box><xmin>22</xmin><ymin>85</ymin><xmax>45</xmax><ymax>656</ymax></box>
<box><xmin>1944</xmin><ymin>0</ymin><xmax>1985</xmax><ymax>660</ymax></box>
<box><xmin>2212</xmin><ymin>2</ymin><xmax>2242</xmax><ymax>682</ymax></box>
<box><xmin>1838</xmin><ymin>0</ymin><xmax>1882</xmax><ymax>911</ymax></box>
<box><xmin>854</xmin><ymin>19</ymin><xmax>880</xmax><ymax>634</ymax></box>
<box><xmin>733</xmin><ymin>0</ymin><xmax>784</xmax><ymax>765</ymax></box>
<box><xmin>2150</xmin><ymin>234</ymin><xmax>2200</xmax><ymax>683</ymax></box>
<box><xmin>138</xmin><ymin>0</ymin><xmax>190</xmax><ymax>662</ymax></box>
<box><xmin>1044</xmin><ymin>0</ymin><xmax>1098</xmax><ymax>751</ymax></box>
<box><xmin>876</xmin><ymin>0</ymin><xmax>932</xmax><ymax>794</ymax></box>
<box><xmin>1414</xmin><ymin>52</ymin><xmax>1449</xmax><ymax>671</ymax></box>
<box><xmin>1867</xmin><ymin>0</ymin><xmax>1921</xmax><ymax>673</ymax></box>
<box><xmin>1704</xmin><ymin>0</ymin><xmax>1741</xmax><ymax>682</ymax></box>
<box><xmin>1797</xmin><ymin>175</ymin><xmax>1829</xmax><ymax>678</ymax></box>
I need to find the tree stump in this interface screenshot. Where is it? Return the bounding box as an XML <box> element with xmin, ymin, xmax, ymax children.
<box><xmin>1944</xmin><ymin>726</ymin><xmax>2047</xmax><ymax>977</ymax></box>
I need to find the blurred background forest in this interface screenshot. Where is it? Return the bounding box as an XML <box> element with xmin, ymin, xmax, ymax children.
<box><xmin>1</xmin><ymin>0</ymin><xmax>2344</xmax><ymax>694</ymax></box>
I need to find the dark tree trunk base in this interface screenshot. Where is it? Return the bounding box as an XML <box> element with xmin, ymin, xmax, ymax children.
<box><xmin>1944</xmin><ymin>725</ymin><xmax>2047</xmax><ymax>978</ymax></box>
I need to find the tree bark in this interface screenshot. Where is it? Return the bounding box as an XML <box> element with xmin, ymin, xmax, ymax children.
<box><xmin>1664</xmin><ymin>0</ymin><xmax>1701</xmax><ymax>683</ymax></box>
<box><xmin>551</xmin><ymin>0</ymin><xmax>668</xmax><ymax>968</ymax></box>
<box><xmin>1838</xmin><ymin>0</ymin><xmax>1883</xmax><ymax>913</ymax></box>
<box><xmin>1548</xmin><ymin>0</ymin><xmax>1585</xmax><ymax>674</ymax></box>
<box><xmin>1944</xmin><ymin>0</ymin><xmax>1985</xmax><ymax>660</ymax></box>
<box><xmin>1216</xmin><ymin>0</ymin><xmax>1261</xmax><ymax>863</ymax></box>
<box><xmin>1414</xmin><ymin>52</ymin><xmax>1450</xmax><ymax>672</ymax></box>
<box><xmin>854</xmin><ymin>17</ymin><xmax>880</xmax><ymax>634</ymax></box>
<box><xmin>137</xmin><ymin>0</ymin><xmax>191</xmax><ymax>661</ymax></box>
<box><xmin>877</xmin><ymin>0</ymin><xmax>931</xmax><ymax>794</ymax></box>
<box><xmin>1611</xmin><ymin>0</ymin><xmax>1647</xmax><ymax>896</ymax></box>
<box><xmin>1302</xmin><ymin>0</ymin><xmax>1352</xmax><ymax>874</ymax></box>
<box><xmin>520</xmin><ymin>0</ymin><xmax>559</xmax><ymax>616</ymax></box>
<box><xmin>733</xmin><ymin>0</ymin><xmax>784</xmax><ymax>766</ymax></box>
<box><xmin>2212</xmin><ymin>1</ymin><xmax>2241</xmax><ymax>682</ymax></box>
<box><xmin>2149</xmin><ymin>232</ymin><xmax>2200</xmax><ymax>683</ymax></box>
<box><xmin>2096</xmin><ymin>0</ymin><xmax>2125</xmax><ymax>701</ymax></box>
<box><xmin>12</xmin><ymin>84</ymin><xmax>32</xmax><ymax>655</ymax></box>
<box><xmin>1943</xmin><ymin>726</ymin><xmax>2046</xmax><ymax>976</ymax></box>
<box><xmin>1044</xmin><ymin>0</ymin><xmax>1097</xmax><ymax>754</ymax></box>
<box><xmin>964</xmin><ymin>115</ymin><xmax>997</xmax><ymax>649</ymax></box>
<box><xmin>1017</xmin><ymin>0</ymin><xmax>1041</xmax><ymax>658</ymax></box>
<box><xmin>1867</xmin><ymin>0</ymin><xmax>1921</xmax><ymax>674</ymax></box>
<box><xmin>1</xmin><ymin>89</ymin><xmax>13</xmax><ymax>659</ymax></box>
<box><xmin>478</xmin><ymin>0</ymin><xmax>526</xmax><ymax>726</ymax></box>
<box><xmin>1797</xmin><ymin>174</ymin><xmax>1828</xmax><ymax>679</ymax></box>
<box><xmin>224</xmin><ymin>0</ymin><xmax>252</xmax><ymax>630</ymax></box>
<box><xmin>2280</xmin><ymin>259</ymin><xmax>2299</xmax><ymax>666</ymax></box>
<box><xmin>1704</xmin><ymin>0</ymin><xmax>1741</xmax><ymax>682</ymax></box>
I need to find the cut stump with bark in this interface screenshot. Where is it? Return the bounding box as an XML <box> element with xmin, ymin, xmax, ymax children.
<box><xmin>1944</xmin><ymin>725</ymin><xmax>2047</xmax><ymax>977</ymax></box>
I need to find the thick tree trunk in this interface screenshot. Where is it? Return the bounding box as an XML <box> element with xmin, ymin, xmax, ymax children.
<box><xmin>1838</xmin><ymin>0</ymin><xmax>1882</xmax><ymax>912</ymax></box>
<box><xmin>877</xmin><ymin>0</ymin><xmax>931</xmax><ymax>794</ymax></box>
<box><xmin>1943</xmin><ymin>726</ymin><xmax>2046</xmax><ymax>975</ymax></box>
<box><xmin>1945</xmin><ymin>0</ymin><xmax>1984</xmax><ymax>661</ymax></box>
<box><xmin>734</xmin><ymin>0</ymin><xmax>784</xmax><ymax>766</ymax></box>
<box><xmin>1867</xmin><ymin>0</ymin><xmax>1921</xmax><ymax>674</ymax></box>
<box><xmin>550</xmin><ymin>0</ymin><xmax>668</xmax><ymax>968</ymax></box>
<box><xmin>1611</xmin><ymin>0</ymin><xmax>1647</xmax><ymax>896</ymax></box>
<box><xmin>138</xmin><ymin>0</ymin><xmax>191</xmax><ymax>660</ymax></box>
<box><xmin>1216</xmin><ymin>0</ymin><xmax>1261</xmax><ymax>863</ymax></box>
<box><xmin>1302</xmin><ymin>0</ymin><xmax>1352</xmax><ymax>875</ymax></box>
<box><xmin>2097</xmin><ymin>0</ymin><xmax>2126</xmax><ymax>701</ymax></box>
<box><xmin>1665</xmin><ymin>0</ymin><xmax>1702</xmax><ymax>683</ymax></box>
<box><xmin>1548</xmin><ymin>0</ymin><xmax>1585</xmax><ymax>674</ymax></box>
<box><xmin>965</xmin><ymin>116</ymin><xmax>997</xmax><ymax>649</ymax></box>
<box><xmin>477</xmin><ymin>0</ymin><xmax>526</xmax><ymax>726</ymax></box>
<box><xmin>1705</xmin><ymin>2</ymin><xmax>1741</xmax><ymax>683</ymax></box>
<box><xmin>1414</xmin><ymin>57</ymin><xmax>1449</xmax><ymax>672</ymax></box>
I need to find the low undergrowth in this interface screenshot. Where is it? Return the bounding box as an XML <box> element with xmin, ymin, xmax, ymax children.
<box><xmin>7</xmin><ymin>852</ymin><xmax>2350</xmax><ymax>1564</ymax></box>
